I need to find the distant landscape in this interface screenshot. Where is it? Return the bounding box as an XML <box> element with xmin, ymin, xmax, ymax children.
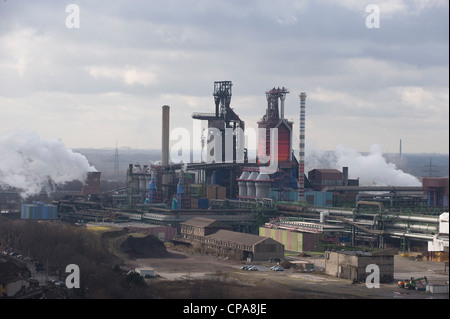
<box><xmin>75</xmin><ymin>148</ymin><xmax>449</xmax><ymax>183</ymax></box>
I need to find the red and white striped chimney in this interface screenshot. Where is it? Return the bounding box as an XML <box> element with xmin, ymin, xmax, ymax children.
<box><xmin>298</xmin><ymin>92</ymin><xmax>307</xmax><ymax>201</ymax></box>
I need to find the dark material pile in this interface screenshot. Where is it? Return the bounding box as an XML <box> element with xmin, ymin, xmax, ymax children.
<box><xmin>120</xmin><ymin>235</ymin><xmax>171</xmax><ymax>258</ymax></box>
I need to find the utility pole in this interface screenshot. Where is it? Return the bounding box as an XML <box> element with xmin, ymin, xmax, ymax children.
<box><xmin>424</xmin><ymin>157</ymin><xmax>439</xmax><ymax>177</ymax></box>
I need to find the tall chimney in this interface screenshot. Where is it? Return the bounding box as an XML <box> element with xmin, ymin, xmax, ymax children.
<box><xmin>342</xmin><ymin>167</ymin><xmax>348</xmax><ymax>186</ymax></box>
<box><xmin>298</xmin><ymin>92</ymin><xmax>307</xmax><ymax>201</ymax></box>
<box><xmin>162</xmin><ymin>105</ymin><xmax>170</xmax><ymax>166</ymax></box>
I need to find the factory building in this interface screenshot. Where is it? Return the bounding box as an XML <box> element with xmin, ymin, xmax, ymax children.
<box><xmin>304</xmin><ymin>167</ymin><xmax>359</xmax><ymax>207</ymax></box>
<box><xmin>308</xmin><ymin>168</ymin><xmax>348</xmax><ymax>190</ymax></box>
<box><xmin>21</xmin><ymin>202</ymin><xmax>57</xmax><ymax>220</ymax></box>
<box><xmin>422</xmin><ymin>177</ymin><xmax>449</xmax><ymax>207</ymax></box>
<box><xmin>179</xmin><ymin>217</ymin><xmax>284</xmax><ymax>261</ymax></box>
<box><xmin>260</xmin><ymin>217</ymin><xmax>347</xmax><ymax>252</ymax></box>
<box><xmin>324</xmin><ymin>249</ymin><xmax>395</xmax><ymax>283</ymax></box>
<box><xmin>120</xmin><ymin>82</ymin><xmax>308</xmax><ymax>208</ymax></box>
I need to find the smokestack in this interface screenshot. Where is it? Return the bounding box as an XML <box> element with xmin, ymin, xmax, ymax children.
<box><xmin>162</xmin><ymin>105</ymin><xmax>170</xmax><ymax>166</ymax></box>
<box><xmin>342</xmin><ymin>167</ymin><xmax>348</xmax><ymax>186</ymax></box>
<box><xmin>399</xmin><ymin>139</ymin><xmax>402</xmax><ymax>162</ymax></box>
<box><xmin>298</xmin><ymin>92</ymin><xmax>307</xmax><ymax>201</ymax></box>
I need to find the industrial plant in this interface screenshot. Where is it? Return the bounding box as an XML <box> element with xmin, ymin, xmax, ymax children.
<box><xmin>1</xmin><ymin>81</ymin><xmax>449</xmax><ymax>297</ymax></box>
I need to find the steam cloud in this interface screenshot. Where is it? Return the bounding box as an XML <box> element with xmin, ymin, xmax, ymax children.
<box><xmin>0</xmin><ymin>130</ymin><xmax>97</xmax><ymax>199</ymax></box>
<box><xmin>306</xmin><ymin>143</ymin><xmax>421</xmax><ymax>186</ymax></box>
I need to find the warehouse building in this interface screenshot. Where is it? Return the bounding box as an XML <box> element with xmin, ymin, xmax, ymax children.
<box><xmin>324</xmin><ymin>249</ymin><xmax>395</xmax><ymax>283</ymax></box>
<box><xmin>260</xmin><ymin>217</ymin><xmax>347</xmax><ymax>252</ymax></box>
<box><xmin>179</xmin><ymin>217</ymin><xmax>284</xmax><ymax>261</ymax></box>
<box><xmin>21</xmin><ymin>202</ymin><xmax>57</xmax><ymax>220</ymax></box>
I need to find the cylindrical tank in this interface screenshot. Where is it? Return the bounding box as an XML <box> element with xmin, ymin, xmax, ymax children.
<box><xmin>255</xmin><ymin>173</ymin><xmax>272</xmax><ymax>199</ymax></box>
<box><xmin>238</xmin><ymin>171</ymin><xmax>250</xmax><ymax>198</ymax></box>
<box><xmin>246</xmin><ymin>171</ymin><xmax>258</xmax><ymax>198</ymax></box>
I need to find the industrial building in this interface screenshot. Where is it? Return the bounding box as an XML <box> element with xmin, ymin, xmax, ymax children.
<box><xmin>179</xmin><ymin>217</ymin><xmax>284</xmax><ymax>261</ymax></box>
<box><xmin>260</xmin><ymin>216</ymin><xmax>346</xmax><ymax>252</ymax></box>
<box><xmin>324</xmin><ymin>249</ymin><xmax>395</xmax><ymax>283</ymax></box>
<box><xmin>21</xmin><ymin>202</ymin><xmax>57</xmax><ymax>220</ymax></box>
<box><xmin>22</xmin><ymin>80</ymin><xmax>446</xmax><ymax>259</ymax></box>
<box><xmin>423</xmin><ymin>177</ymin><xmax>449</xmax><ymax>207</ymax></box>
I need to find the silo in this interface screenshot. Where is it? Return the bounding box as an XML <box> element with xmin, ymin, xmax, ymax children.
<box><xmin>238</xmin><ymin>171</ymin><xmax>250</xmax><ymax>198</ymax></box>
<box><xmin>255</xmin><ymin>173</ymin><xmax>272</xmax><ymax>199</ymax></box>
<box><xmin>246</xmin><ymin>171</ymin><xmax>258</xmax><ymax>198</ymax></box>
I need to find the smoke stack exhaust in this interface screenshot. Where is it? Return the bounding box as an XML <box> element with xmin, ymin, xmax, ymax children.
<box><xmin>298</xmin><ymin>92</ymin><xmax>307</xmax><ymax>201</ymax></box>
<box><xmin>162</xmin><ymin>105</ymin><xmax>170</xmax><ymax>166</ymax></box>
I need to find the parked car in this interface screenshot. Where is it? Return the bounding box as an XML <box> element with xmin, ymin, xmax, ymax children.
<box><xmin>248</xmin><ymin>266</ymin><xmax>259</xmax><ymax>271</ymax></box>
<box><xmin>270</xmin><ymin>266</ymin><xmax>284</xmax><ymax>271</ymax></box>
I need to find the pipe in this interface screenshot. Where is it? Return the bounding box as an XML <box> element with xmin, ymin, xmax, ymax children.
<box><xmin>322</xmin><ymin>186</ymin><xmax>423</xmax><ymax>192</ymax></box>
<box><xmin>384</xmin><ymin>230</ymin><xmax>435</xmax><ymax>240</ymax></box>
<box><xmin>387</xmin><ymin>223</ymin><xmax>438</xmax><ymax>232</ymax></box>
<box><xmin>383</xmin><ymin>214</ymin><xmax>439</xmax><ymax>223</ymax></box>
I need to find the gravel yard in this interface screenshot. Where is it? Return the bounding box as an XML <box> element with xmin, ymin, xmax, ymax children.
<box><xmin>124</xmin><ymin>247</ymin><xmax>449</xmax><ymax>299</ymax></box>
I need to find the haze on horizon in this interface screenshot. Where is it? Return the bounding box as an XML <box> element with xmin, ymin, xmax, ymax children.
<box><xmin>0</xmin><ymin>0</ymin><xmax>448</xmax><ymax>154</ymax></box>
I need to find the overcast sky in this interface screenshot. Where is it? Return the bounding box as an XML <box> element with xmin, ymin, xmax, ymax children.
<box><xmin>1</xmin><ymin>0</ymin><xmax>448</xmax><ymax>155</ymax></box>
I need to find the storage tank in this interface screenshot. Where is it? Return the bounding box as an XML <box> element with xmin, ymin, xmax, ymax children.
<box><xmin>238</xmin><ymin>171</ymin><xmax>250</xmax><ymax>198</ymax></box>
<box><xmin>246</xmin><ymin>171</ymin><xmax>258</xmax><ymax>198</ymax></box>
<box><xmin>255</xmin><ymin>173</ymin><xmax>272</xmax><ymax>199</ymax></box>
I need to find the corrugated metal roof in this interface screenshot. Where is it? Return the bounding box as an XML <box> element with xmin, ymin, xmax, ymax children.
<box><xmin>206</xmin><ymin>229</ymin><xmax>267</xmax><ymax>246</ymax></box>
<box><xmin>180</xmin><ymin>217</ymin><xmax>217</xmax><ymax>228</ymax></box>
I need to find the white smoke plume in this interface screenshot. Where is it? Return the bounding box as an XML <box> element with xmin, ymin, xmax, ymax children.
<box><xmin>305</xmin><ymin>143</ymin><xmax>421</xmax><ymax>186</ymax></box>
<box><xmin>0</xmin><ymin>130</ymin><xmax>97</xmax><ymax>198</ymax></box>
<box><xmin>333</xmin><ymin>144</ymin><xmax>421</xmax><ymax>186</ymax></box>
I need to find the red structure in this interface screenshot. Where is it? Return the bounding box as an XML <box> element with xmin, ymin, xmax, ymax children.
<box><xmin>257</xmin><ymin>87</ymin><xmax>292</xmax><ymax>163</ymax></box>
<box><xmin>422</xmin><ymin>177</ymin><xmax>449</xmax><ymax>207</ymax></box>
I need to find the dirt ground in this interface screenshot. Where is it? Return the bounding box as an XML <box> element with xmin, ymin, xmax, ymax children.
<box><xmin>123</xmin><ymin>246</ymin><xmax>449</xmax><ymax>299</ymax></box>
